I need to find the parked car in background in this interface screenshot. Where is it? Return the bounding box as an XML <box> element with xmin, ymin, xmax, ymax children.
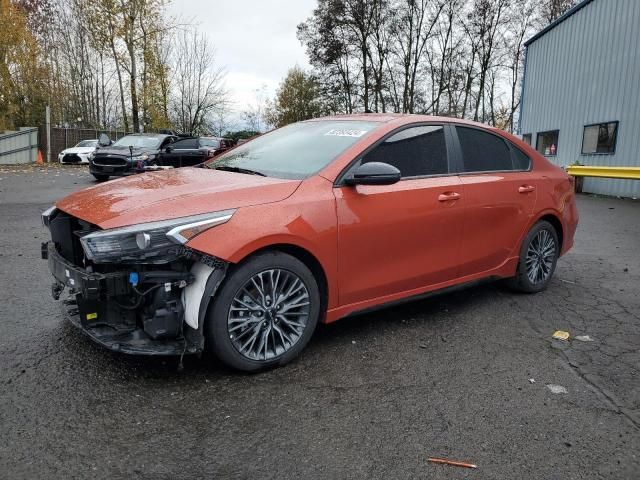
<box><xmin>236</xmin><ymin>134</ymin><xmax>260</xmax><ymax>145</ymax></box>
<box><xmin>58</xmin><ymin>140</ymin><xmax>98</xmax><ymax>164</ymax></box>
<box><xmin>89</xmin><ymin>133</ymin><xmax>177</xmax><ymax>181</ymax></box>
<box><xmin>42</xmin><ymin>114</ymin><xmax>578</xmax><ymax>371</ymax></box>
<box><xmin>160</xmin><ymin>136</ymin><xmax>234</xmax><ymax>167</ymax></box>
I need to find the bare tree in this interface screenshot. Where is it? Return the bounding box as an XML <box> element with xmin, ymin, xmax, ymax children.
<box><xmin>241</xmin><ymin>85</ymin><xmax>269</xmax><ymax>132</ymax></box>
<box><xmin>504</xmin><ymin>0</ymin><xmax>538</xmax><ymax>132</ymax></box>
<box><xmin>389</xmin><ymin>0</ymin><xmax>445</xmax><ymax>113</ymax></box>
<box><xmin>298</xmin><ymin>0</ymin><xmax>360</xmax><ymax>113</ymax></box>
<box><xmin>542</xmin><ymin>0</ymin><xmax>577</xmax><ymax>23</ymax></box>
<box><xmin>11</xmin><ymin>0</ymin><xmax>575</xmax><ymax>135</ymax></box>
<box><xmin>171</xmin><ymin>30</ymin><xmax>227</xmax><ymax>135</ymax></box>
<box><xmin>467</xmin><ymin>0</ymin><xmax>510</xmax><ymax>122</ymax></box>
<box><xmin>297</xmin><ymin>0</ymin><xmax>563</xmax><ymax>129</ymax></box>
<box><xmin>367</xmin><ymin>0</ymin><xmax>391</xmax><ymax>112</ymax></box>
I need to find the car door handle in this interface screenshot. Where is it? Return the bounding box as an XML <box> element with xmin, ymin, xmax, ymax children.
<box><xmin>438</xmin><ymin>192</ymin><xmax>461</xmax><ymax>202</ymax></box>
<box><xmin>518</xmin><ymin>185</ymin><xmax>535</xmax><ymax>193</ymax></box>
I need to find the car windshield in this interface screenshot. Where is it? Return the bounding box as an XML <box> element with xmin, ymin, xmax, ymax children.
<box><xmin>200</xmin><ymin>138</ymin><xmax>220</xmax><ymax>148</ymax></box>
<box><xmin>76</xmin><ymin>140</ymin><xmax>97</xmax><ymax>148</ymax></box>
<box><xmin>207</xmin><ymin>120</ymin><xmax>378</xmax><ymax>179</ymax></box>
<box><xmin>113</xmin><ymin>135</ymin><xmax>163</xmax><ymax>149</ymax></box>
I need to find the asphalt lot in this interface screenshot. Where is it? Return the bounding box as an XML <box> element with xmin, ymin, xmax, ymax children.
<box><xmin>1</xmin><ymin>165</ymin><xmax>639</xmax><ymax>479</ymax></box>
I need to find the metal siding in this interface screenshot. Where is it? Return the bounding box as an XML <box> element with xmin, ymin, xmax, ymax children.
<box><xmin>521</xmin><ymin>0</ymin><xmax>640</xmax><ymax>198</ymax></box>
<box><xmin>0</xmin><ymin>128</ymin><xmax>39</xmax><ymax>164</ymax></box>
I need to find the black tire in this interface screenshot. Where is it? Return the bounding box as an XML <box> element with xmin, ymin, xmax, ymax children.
<box><xmin>506</xmin><ymin>220</ymin><xmax>560</xmax><ymax>293</ymax></box>
<box><xmin>205</xmin><ymin>251</ymin><xmax>321</xmax><ymax>372</ymax></box>
<box><xmin>92</xmin><ymin>174</ymin><xmax>109</xmax><ymax>182</ymax></box>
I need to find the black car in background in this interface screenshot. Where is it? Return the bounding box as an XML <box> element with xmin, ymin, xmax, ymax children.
<box><xmin>161</xmin><ymin>136</ymin><xmax>234</xmax><ymax>167</ymax></box>
<box><xmin>89</xmin><ymin>133</ymin><xmax>177</xmax><ymax>181</ymax></box>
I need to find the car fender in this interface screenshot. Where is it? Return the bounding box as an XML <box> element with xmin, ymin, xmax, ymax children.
<box><xmin>186</xmin><ymin>179</ymin><xmax>339</xmax><ymax>308</ymax></box>
<box><xmin>519</xmin><ymin>206</ymin><xmax>571</xmax><ymax>256</ymax></box>
<box><xmin>537</xmin><ymin>173</ymin><xmax>578</xmax><ymax>254</ymax></box>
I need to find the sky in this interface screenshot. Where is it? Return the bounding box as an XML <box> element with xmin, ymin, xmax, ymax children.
<box><xmin>169</xmin><ymin>0</ymin><xmax>317</xmax><ymax>127</ymax></box>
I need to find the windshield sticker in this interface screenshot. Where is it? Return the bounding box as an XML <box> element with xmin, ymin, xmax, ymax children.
<box><xmin>324</xmin><ymin>129</ymin><xmax>368</xmax><ymax>138</ymax></box>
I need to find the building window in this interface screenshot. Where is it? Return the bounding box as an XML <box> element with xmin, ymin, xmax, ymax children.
<box><xmin>582</xmin><ymin>121</ymin><xmax>618</xmax><ymax>154</ymax></box>
<box><xmin>536</xmin><ymin>130</ymin><xmax>559</xmax><ymax>156</ymax></box>
<box><xmin>522</xmin><ymin>134</ymin><xmax>532</xmax><ymax>145</ymax></box>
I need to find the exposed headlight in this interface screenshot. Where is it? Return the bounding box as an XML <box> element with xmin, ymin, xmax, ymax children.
<box><xmin>42</xmin><ymin>205</ymin><xmax>58</xmax><ymax>228</ymax></box>
<box><xmin>131</xmin><ymin>154</ymin><xmax>149</xmax><ymax>162</ymax></box>
<box><xmin>79</xmin><ymin>210</ymin><xmax>235</xmax><ymax>263</ymax></box>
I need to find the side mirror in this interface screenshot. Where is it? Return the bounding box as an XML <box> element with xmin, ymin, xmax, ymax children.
<box><xmin>165</xmin><ymin>146</ymin><xmax>173</xmax><ymax>153</ymax></box>
<box><xmin>345</xmin><ymin>162</ymin><xmax>401</xmax><ymax>186</ymax></box>
<box><xmin>98</xmin><ymin>133</ymin><xmax>111</xmax><ymax>147</ymax></box>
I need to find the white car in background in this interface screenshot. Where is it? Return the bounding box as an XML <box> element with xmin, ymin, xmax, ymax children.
<box><xmin>58</xmin><ymin>140</ymin><xmax>99</xmax><ymax>164</ymax></box>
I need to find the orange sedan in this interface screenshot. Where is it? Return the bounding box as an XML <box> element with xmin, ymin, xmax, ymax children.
<box><xmin>42</xmin><ymin>114</ymin><xmax>578</xmax><ymax>371</ymax></box>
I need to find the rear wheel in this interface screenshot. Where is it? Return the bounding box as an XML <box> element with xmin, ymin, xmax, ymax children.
<box><xmin>206</xmin><ymin>252</ymin><xmax>320</xmax><ymax>371</ymax></box>
<box><xmin>92</xmin><ymin>174</ymin><xmax>109</xmax><ymax>182</ymax></box>
<box><xmin>507</xmin><ymin>220</ymin><xmax>559</xmax><ymax>293</ymax></box>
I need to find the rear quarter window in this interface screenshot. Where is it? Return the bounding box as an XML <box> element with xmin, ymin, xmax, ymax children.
<box><xmin>511</xmin><ymin>145</ymin><xmax>531</xmax><ymax>170</ymax></box>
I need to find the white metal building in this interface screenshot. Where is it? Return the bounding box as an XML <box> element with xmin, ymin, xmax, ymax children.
<box><xmin>519</xmin><ymin>0</ymin><xmax>640</xmax><ymax>198</ymax></box>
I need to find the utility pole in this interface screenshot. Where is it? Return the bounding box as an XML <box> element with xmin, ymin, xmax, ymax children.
<box><xmin>45</xmin><ymin>105</ymin><xmax>51</xmax><ymax>163</ymax></box>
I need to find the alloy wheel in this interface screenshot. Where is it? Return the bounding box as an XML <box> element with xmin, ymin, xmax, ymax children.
<box><xmin>525</xmin><ymin>229</ymin><xmax>557</xmax><ymax>285</ymax></box>
<box><xmin>227</xmin><ymin>269</ymin><xmax>311</xmax><ymax>361</ymax></box>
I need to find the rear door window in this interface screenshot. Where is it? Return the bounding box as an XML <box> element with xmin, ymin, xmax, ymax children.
<box><xmin>456</xmin><ymin>126</ymin><xmax>513</xmax><ymax>172</ymax></box>
<box><xmin>172</xmin><ymin>138</ymin><xmax>198</xmax><ymax>149</ymax></box>
<box><xmin>361</xmin><ymin>125</ymin><xmax>448</xmax><ymax>178</ymax></box>
<box><xmin>199</xmin><ymin>138</ymin><xmax>221</xmax><ymax>148</ymax></box>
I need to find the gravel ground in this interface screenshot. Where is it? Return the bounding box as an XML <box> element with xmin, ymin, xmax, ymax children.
<box><xmin>1</xmin><ymin>166</ymin><xmax>639</xmax><ymax>479</ymax></box>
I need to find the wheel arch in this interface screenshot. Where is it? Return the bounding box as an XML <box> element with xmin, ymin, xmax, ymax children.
<box><xmin>231</xmin><ymin>243</ymin><xmax>330</xmax><ymax>323</ymax></box>
<box><xmin>536</xmin><ymin>212</ymin><xmax>564</xmax><ymax>252</ymax></box>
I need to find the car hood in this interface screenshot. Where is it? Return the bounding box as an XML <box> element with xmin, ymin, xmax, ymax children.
<box><xmin>56</xmin><ymin>167</ymin><xmax>301</xmax><ymax>229</ymax></box>
<box><xmin>94</xmin><ymin>145</ymin><xmax>156</xmax><ymax>157</ymax></box>
<box><xmin>62</xmin><ymin>147</ymin><xmax>95</xmax><ymax>154</ymax></box>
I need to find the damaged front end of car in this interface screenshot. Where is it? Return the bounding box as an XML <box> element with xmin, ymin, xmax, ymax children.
<box><xmin>41</xmin><ymin>206</ymin><xmax>233</xmax><ymax>356</ymax></box>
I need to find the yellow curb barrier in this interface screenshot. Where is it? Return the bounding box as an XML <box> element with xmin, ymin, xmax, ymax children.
<box><xmin>566</xmin><ymin>165</ymin><xmax>640</xmax><ymax>180</ymax></box>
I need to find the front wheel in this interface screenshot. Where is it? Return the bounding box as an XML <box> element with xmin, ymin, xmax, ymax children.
<box><xmin>506</xmin><ymin>220</ymin><xmax>559</xmax><ymax>293</ymax></box>
<box><xmin>206</xmin><ymin>252</ymin><xmax>321</xmax><ymax>372</ymax></box>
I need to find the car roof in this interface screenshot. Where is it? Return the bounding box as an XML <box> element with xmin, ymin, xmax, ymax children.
<box><xmin>123</xmin><ymin>133</ymin><xmax>172</xmax><ymax>138</ymax></box>
<box><xmin>307</xmin><ymin>113</ymin><xmax>500</xmax><ymax>130</ymax></box>
<box><xmin>308</xmin><ymin>113</ymin><xmax>403</xmax><ymax>123</ymax></box>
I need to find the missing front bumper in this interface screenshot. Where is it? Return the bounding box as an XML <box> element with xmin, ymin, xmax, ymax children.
<box><xmin>62</xmin><ymin>300</ymin><xmax>196</xmax><ymax>355</ymax></box>
<box><xmin>45</xmin><ymin>242</ymin><xmax>227</xmax><ymax>357</ymax></box>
